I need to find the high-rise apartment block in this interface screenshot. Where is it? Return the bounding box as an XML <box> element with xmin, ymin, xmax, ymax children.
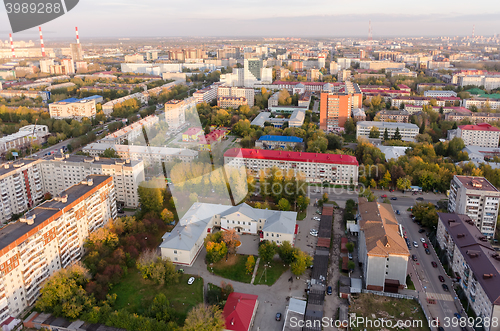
<box><xmin>49</xmin><ymin>97</ymin><xmax>98</xmax><ymax>120</ymax></box>
<box><xmin>456</xmin><ymin>123</ymin><xmax>500</xmax><ymax>148</ymax></box>
<box><xmin>320</xmin><ymin>93</ymin><xmax>352</xmax><ymax>131</ymax></box>
<box><xmin>164</xmin><ymin>97</ymin><xmax>196</xmax><ymax>129</ymax></box>
<box><xmin>0</xmin><ymin>175</ymin><xmax>116</xmax><ymax>322</ymax></box>
<box><xmin>448</xmin><ymin>175</ymin><xmax>500</xmax><ymax>237</ymax></box>
<box><xmin>217</xmin><ymin>86</ymin><xmax>255</xmax><ymax>107</ymax></box>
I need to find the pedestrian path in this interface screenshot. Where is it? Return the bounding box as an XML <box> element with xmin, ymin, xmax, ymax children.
<box><xmin>251</xmin><ymin>257</ymin><xmax>260</xmax><ymax>284</ymax></box>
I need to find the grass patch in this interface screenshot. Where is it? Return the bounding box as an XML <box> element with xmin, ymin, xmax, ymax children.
<box><xmin>110</xmin><ymin>269</ymin><xmax>203</xmax><ymax>324</ymax></box>
<box><xmin>208</xmin><ymin>254</ymin><xmax>254</xmax><ymax>283</ymax></box>
<box><xmin>349</xmin><ymin>293</ymin><xmax>430</xmax><ymax>331</ymax></box>
<box><xmin>297</xmin><ymin>211</ymin><xmax>307</xmax><ymax>220</ymax></box>
<box><xmin>254</xmin><ymin>258</ymin><xmax>289</xmax><ymax>285</ymax></box>
<box><xmin>406</xmin><ymin>275</ymin><xmax>415</xmax><ymax>290</ymax></box>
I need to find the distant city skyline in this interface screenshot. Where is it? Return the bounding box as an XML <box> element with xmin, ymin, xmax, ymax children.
<box><xmin>0</xmin><ymin>0</ymin><xmax>499</xmax><ymax>40</ymax></box>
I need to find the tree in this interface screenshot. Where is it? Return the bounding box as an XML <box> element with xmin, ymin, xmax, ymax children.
<box><xmin>346</xmin><ymin>242</ymin><xmax>354</xmax><ymax>253</ymax></box>
<box><xmin>182</xmin><ymin>304</ymin><xmax>225</xmax><ymax>331</ymax></box>
<box><xmin>206</xmin><ymin>241</ymin><xmax>228</xmax><ymax>264</ymax></box>
<box><xmin>347</xmin><ymin>261</ymin><xmax>355</xmax><ymax>271</ymax></box>
<box><xmin>392</xmin><ymin>127</ymin><xmax>402</xmax><ymax>140</ymax></box>
<box><xmin>383</xmin><ymin>128</ymin><xmax>389</xmax><ymax>141</ymax></box>
<box><xmin>258</xmin><ymin>241</ymin><xmax>277</xmax><ymax>262</ymax></box>
<box><xmin>278</xmin><ymin>198</ymin><xmax>291</xmax><ymax>211</ymax></box>
<box><xmin>136</xmin><ymin>250</ymin><xmax>179</xmax><ymax>285</ymax></box>
<box><xmin>47</xmin><ymin>136</ymin><xmax>58</xmax><ymax>145</ymax></box>
<box><xmin>291</xmin><ymin>250</ymin><xmax>313</xmax><ymax>276</ymax></box>
<box><xmin>344</xmin><ymin>118</ymin><xmax>356</xmax><ymax>135</ymax></box>
<box><xmin>222</xmin><ymin>229</ymin><xmax>240</xmax><ymax>255</ymax></box>
<box><xmin>379</xmin><ymin>170</ymin><xmax>391</xmax><ymax>189</ymax></box>
<box><xmin>369</xmin><ymin>179</ymin><xmax>377</xmax><ymax>189</ymax></box>
<box><xmin>102</xmin><ymin>147</ymin><xmax>120</xmax><ymax>158</ymax></box>
<box><xmin>369</xmin><ymin>126</ymin><xmax>380</xmax><ymax>138</ymax></box>
<box><xmin>138</xmin><ymin>183</ymin><xmax>164</xmax><ymax>215</ymax></box>
<box><xmin>220</xmin><ymin>281</ymin><xmax>234</xmax><ymax>300</ymax></box>
<box><xmin>161</xmin><ymin>208</ymin><xmax>174</xmax><ymax>224</ymax></box>
<box><xmin>397</xmin><ymin>177</ymin><xmax>412</xmax><ymax>192</ymax></box>
<box><xmin>326</xmin><ymin>133</ymin><xmax>343</xmax><ymax>150</ymax></box>
<box><xmin>296</xmin><ymin>195</ymin><xmax>310</xmax><ymax>211</ymax></box>
<box><xmin>278</xmin><ymin>241</ymin><xmax>296</xmax><ymax>264</ymax></box>
<box><xmin>245</xmin><ymin>255</ymin><xmax>256</xmax><ymax>274</ymax></box>
<box><xmin>322</xmin><ymin>192</ymin><xmax>329</xmax><ymax>203</ymax></box>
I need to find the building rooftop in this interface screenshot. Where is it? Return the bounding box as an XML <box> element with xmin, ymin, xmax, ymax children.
<box><xmin>357</xmin><ymin>121</ymin><xmax>419</xmax><ymax>130</ymax></box>
<box><xmin>223</xmin><ymin>292</ymin><xmax>258</xmax><ymax>331</ymax></box>
<box><xmin>454</xmin><ymin>175</ymin><xmax>499</xmax><ymax>192</ymax></box>
<box><xmin>83</xmin><ymin>143</ymin><xmax>198</xmax><ymax>157</ymax></box>
<box><xmin>183</xmin><ymin>127</ymin><xmax>203</xmax><ymax>136</ymax></box>
<box><xmin>459</xmin><ymin>123</ymin><xmax>500</xmax><ymax>132</ymax></box>
<box><xmin>52</xmin><ymin>95</ymin><xmax>102</xmax><ymax>105</ymax></box>
<box><xmin>358</xmin><ymin>198</ymin><xmax>409</xmax><ymax>257</ymax></box>
<box><xmin>0</xmin><ymin>159</ymin><xmax>41</xmax><ymax>177</ymax></box>
<box><xmin>0</xmin><ymin>175</ymin><xmax>111</xmax><ymax>256</ymax></box>
<box><xmin>438</xmin><ymin>212</ymin><xmax>500</xmax><ymax>305</ymax></box>
<box><xmin>257</xmin><ymin>135</ymin><xmax>303</xmax><ymax>143</ymax></box>
<box><xmin>224</xmin><ymin>148</ymin><xmax>359</xmax><ymax>166</ymax></box>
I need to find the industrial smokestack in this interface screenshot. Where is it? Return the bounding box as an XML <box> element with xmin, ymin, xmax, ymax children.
<box><xmin>9</xmin><ymin>34</ymin><xmax>15</xmax><ymax>58</ymax></box>
<box><xmin>75</xmin><ymin>27</ymin><xmax>80</xmax><ymax>44</ymax></box>
<box><xmin>39</xmin><ymin>26</ymin><xmax>45</xmax><ymax>57</ymax></box>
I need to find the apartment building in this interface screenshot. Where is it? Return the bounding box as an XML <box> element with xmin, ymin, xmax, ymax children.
<box><xmin>164</xmin><ymin>97</ymin><xmax>196</xmax><ymax>129</ymax></box>
<box><xmin>160</xmin><ymin>203</ymin><xmax>297</xmax><ymax>266</ymax></box>
<box><xmin>255</xmin><ymin>135</ymin><xmax>304</xmax><ymax>150</ymax></box>
<box><xmin>424</xmin><ymin>90</ymin><xmax>458</xmax><ymax>98</ymax></box>
<box><xmin>356</xmin><ymin>121</ymin><xmax>419</xmax><ymax>142</ymax></box>
<box><xmin>463</xmin><ymin>98</ymin><xmax>500</xmax><ymax>110</ymax></box>
<box><xmin>0</xmin><ymin>90</ymin><xmax>49</xmax><ymax>101</ymax></box>
<box><xmin>217</xmin><ymin>86</ymin><xmax>255</xmax><ymax>107</ymax></box>
<box><xmin>217</xmin><ymin>96</ymin><xmax>247</xmax><ymax>109</ymax></box>
<box><xmin>0</xmin><ymin>175</ymin><xmax>116</xmax><ymax>323</ymax></box>
<box><xmin>375</xmin><ymin>110</ymin><xmax>410</xmax><ymax>123</ymax></box>
<box><xmin>436</xmin><ymin>213</ymin><xmax>500</xmax><ymax>331</ymax></box>
<box><xmin>391</xmin><ymin>96</ymin><xmax>460</xmax><ymax>108</ymax></box>
<box><xmin>456</xmin><ymin>75</ymin><xmax>500</xmax><ymax>91</ymax></box>
<box><xmin>48</xmin><ymin>97</ymin><xmax>99</xmax><ymax>120</ymax></box>
<box><xmin>448</xmin><ymin>176</ymin><xmax>500</xmax><ymax>237</ymax></box>
<box><xmin>359</xmin><ymin>61</ymin><xmax>405</xmax><ymax>71</ymax></box>
<box><xmin>0</xmin><ymin>160</ymin><xmax>44</xmax><ymax>223</ymax></box>
<box><xmin>61</xmin><ymin>58</ymin><xmax>75</xmax><ymax>75</ymax></box>
<box><xmin>124</xmin><ymin>53</ymin><xmax>144</xmax><ymax>63</ymax></box>
<box><xmin>0</xmin><ymin>125</ymin><xmax>49</xmax><ymax>154</ymax></box>
<box><xmin>100</xmin><ymin>115</ymin><xmax>159</xmax><ymax>145</ymax></box>
<box><xmin>41</xmin><ymin>155</ymin><xmax>144</xmax><ymax>208</ymax></box>
<box><xmin>357</xmin><ymin>198</ymin><xmax>409</xmax><ymax>291</ymax></box>
<box><xmin>307</xmin><ymin>69</ymin><xmax>322</xmax><ymax>82</ymax></box>
<box><xmin>320</xmin><ymin>93</ymin><xmax>352</xmax><ymax>131</ymax></box>
<box><xmin>446</xmin><ymin>112</ymin><xmax>500</xmax><ymax>124</ymax></box>
<box><xmin>352</xmin><ymin>108</ymin><xmax>366</xmax><ymax>121</ymax></box>
<box><xmin>193</xmin><ymin>86</ymin><xmax>217</xmax><ymax>104</ymax></box>
<box><xmin>224</xmin><ymin>148</ymin><xmax>358</xmax><ymax>185</ymax></box>
<box><xmin>456</xmin><ymin>123</ymin><xmax>500</xmax><ymax>148</ymax></box>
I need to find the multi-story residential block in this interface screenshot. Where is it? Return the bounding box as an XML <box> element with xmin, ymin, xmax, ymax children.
<box><xmin>217</xmin><ymin>86</ymin><xmax>255</xmax><ymax>107</ymax></box>
<box><xmin>0</xmin><ymin>90</ymin><xmax>49</xmax><ymax>101</ymax></box>
<box><xmin>39</xmin><ymin>59</ymin><xmax>54</xmax><ymax>73</ymax></box>
<box><xmin>375</xmin><ymin>110</ymin><xmax>410</xmax><ymax>123</ymax></box>
<box><xmin>320</xmin><ymin>93</ymin><xmax>352</xmax><ymax>131</ymax></box>
<box><xmin>48</xmin><ymin>96</ymin><xmax>101</xmax><ymax>120</ymax></box>
<box><xmin>359</xmin><ymin>61</ymin><xmax>405</xmax><ymax>71</ymax></box>
<box><xmin>193</xmin><ymin>86</ymin><xmax>217</xmax><ymax>104</ymax></box>
<box><xmin>0</xmin><ymin>125</ymin><xmax>49</xmax><ymax>154</ymax></box>
<box><xmin>267</xmin><ymin>93</ymin><xmax>279</xmax><ymax>109</ymax></box>
<box><xmin>407</xmin><ymin>105</ymin><xmax>471</xmax><ymax>115</ymax></box>
<box><xmin>424</xmin><ymin>90</ymin><xmax>458</xmax><ymax>98</ymax></box>
<box><xmin>456</xmin><ymin>123</ymin><xmax>500</xmax><ymax>148</ymax></box>
<box><xmin>61</xmin><ymin>58</ymin><xmax>75</xmax><ymax>75</ymax></box>
<box><xmin>448</xmin><ymin>176</ymin><xmax>500</xmax><ymax>237</ymax></box>
<box><xmin>357</xmin><ymin>198</ymin><xmax>409</xmax><ymax>291</ymax></box>
<box><xmin>217</xmin><ymin>96</ymin><xmax>247</xmax><ymax>109</ymax></box>
<box><xmin>356</xmin><ymin>121</ymin><xmax>419</xmax><ymax>141</ymax></box>
<box><xmin>255</xmin><ymin>135</ymin><xmax>303</xmax><ymax>150</ymax></box>
<box><xmin>306</xmin><ymin>69</ymin><xmax>322</xmax><ymax>82</ymax></box>
<box><xmin>224</xmin><ymin>148</ymin><xmax>358</xmax><ymax>185</ymax></box>
<box><xmin>41</xmin><ymin>155</ymin><xmax>144</xmax><ymax>208</ymax></box>
<box><xmin>124</xmin><ymin>53</ymin><xmax>144</xmax><ymax>63</ymax></box>
<box><xmin>0</xmin><ymin>175</ymin><xmax>116</xmax><ymax>322</ymax></box>
<box><xmin>352</xmin><ymin>108</ymin><xmax>366</xmax><ymax>121</ymax></box>
<box><xmin>445</xmin><ymin>112</ymin><xmax>500</xmax><ymax>124</ymax></box>
<box><xmin>391</xmin><ymin>96</ymin><xmax>460</xmax><ymax>108</ymax></box>
<box><xmin>160</xmin><ymin>203</ymin><xmax>297</xmax><ymax>266</ymax></box>
<box><xmin>164</xmin><ymin>97</ymin><xmax>195</xmax><ymax>129</ymax></box>
<box><xmin>463</xmin><ymin>98</ymin><xmax>500</xmax><ymax>110</ymax></box>
<box><xmin>456</xmin><ymin>75</ymin><xmax>500</xmax><ymax>91</ymax></box>
<box><xmin>100</xmin><ymin>115</ymin><xmax>159</xmax><ymax>145</ymax></box>
<box><xmin>436</xmin><ymin>212</ymin><xmax>500</xmax><ymax>331</ymax></box>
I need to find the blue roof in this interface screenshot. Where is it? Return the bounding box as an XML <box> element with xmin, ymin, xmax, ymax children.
<box><xmin>258</xmin><ymin>135</ymin><xmax>303</xmax><ymax>143</ymax></box>
<box><xmin>55</xmin><ymin>95</ymin><xmax>102</xmax><ymax>104</ymax></box>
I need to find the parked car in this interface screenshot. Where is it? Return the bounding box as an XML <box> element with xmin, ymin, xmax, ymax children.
<box><xmin>423</xmin><ymin>243</ymin><xmax>428</xmax><ymax>249</ymax></box>
<box><xmin>327</xmin><ymin>286</ymin><xmax>332</xmax><ymax>295</ymax></box>
<box><xmin>425</xmin><ymin>248</ymin><xmax>431</xmax><ymax>255</ymax></box>
<box><xmin>188</xmin><ymin>277</ymin><xmax>195</xmax><ymax>285</ymax></box>
<box><xmin>413</xmin><ymin>241</ymin><xmax>418</xmax><ymax>248</ymax></box>
<box><xmin>454</xmin><ymin>313</ymin><xmax>462</xmax><ymax>319</ymax></box>
<box><xmin>396</xmin><ymin>210</ymin><xmax>400</xmax><ymax>215</ymax></box>
<box><xmin>420</xmin><ymin>237</ymin><xmax>426</xmax><ymax>243</ymax></box>
<box><xmin>389</xmin><ymin>189</ymin><xmax>394</xmax><ymax>192</ymax></box>
<box><xmin>391</xmin><ymin>197</ymin><xmax>398</xmax><ymax>200</ymax></box>
<box><xmin>348</xmin><ymin>253</ymin><xmax>353</xmax><ymax>260</ymax></box>
<box><xmin>276</xmin><ymin>313</ymin><xmax>282</xmax><ymax>321</ymax></box>
<box><xmin>438</xmin><ymin>275</ymin><xmax>445</xmax><ymax>282</ymax></box>
<box><xmin>418</xmin><ymin>228</ymin><xmax>425</xmax><ymax>233</ymax></box>
<box><xmin>431</xmin><ymin>261</ymin><xmax>438</xmax><ymax>268</ymax></box>
<box><xmin>309</xmin><ymin>229</ymin><xmax>318</xmax><ymax>237</ymax></box>
<box><xmin>412</xmin><ymin>254</ymin><xmax>418</xmax><ymax>261</ymax></box>
<box><xmin>442</xmin><ymin>284</ymin><xmax>449</xmax><ymax>291</ymax></box>
<box><xmin>381</xmin><ymin>194</ymin><xmax>387</xmax><ymax>198</ymax></box>
<box><xmin>417</xmin><ymin>197</ymin><xmax>424</xmax><ymax>201</ymax></box>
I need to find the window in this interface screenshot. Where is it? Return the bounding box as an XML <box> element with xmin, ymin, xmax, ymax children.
<box><xmin>174</xmin><ymin>250</ymin><xmax>177</xmax><ymax>254</ymax></box>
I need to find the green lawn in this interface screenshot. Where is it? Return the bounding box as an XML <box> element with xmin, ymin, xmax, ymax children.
<box><xmin>254</xmin><ymin>258</ymin><xmax>289</xmax><ymax>285</ymax></box>
<box><xmin>208</xmin><ymin>254</ymin><xmax>254</xmax><ymax>283</ymax></box>
<box><xmin>297</xmin><ymin>211</ymin><xmax>307</xmax><ymax>220</ymax></box>
<box><xmin>406</xmin><ymin>275</ymin><xmax>415</xmax><ymax>290</ymax></box>
<box><xmin>110</xmin><ymin>269</ymin><xmax>203</xmax><ymax>324</ymax></box>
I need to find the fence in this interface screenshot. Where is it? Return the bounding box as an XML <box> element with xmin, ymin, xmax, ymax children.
<box><xmin>361</xmin><ymin>289</ymin><xmax>417</xmax><ymax>300</ymax></box>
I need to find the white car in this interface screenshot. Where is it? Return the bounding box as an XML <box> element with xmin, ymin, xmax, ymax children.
<box><xmin>420</xmin><ymin>238</ymin><xmax>426</xmax><ymax>243</ymax></box>
<box><xmin>313</xmin><ymin>217</ymin><xmax>320</xmax><ymax>221</ymax></box>
<box><xmin>413</xmin><ymin>241</ymin><xmax>418</xmax><ymax>248</ymax></box>
<box><xmin>188</xmin><ymin>277</ymin><xmax>195</xmax><ymax>285</ymax></box>
<box><xmin>309</xmin><ymin>230</ymin><xmax>318</xmax><ymax>237</ymax></box>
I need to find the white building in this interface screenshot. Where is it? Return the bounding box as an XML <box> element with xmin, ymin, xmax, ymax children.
<box><xmin>164</xmin><ymin>97</ymin><xmax>196</xmax><ymax>129</ymax></box>
<box><xmin>100</xmin><ymin>115</ymin><xmax>159</xmax><ymax>145</ymax></box>
<box><xmin>48</xmin><ymin>97</ymin><xmax>97</xmax><ymax>120</ymax></box>
<box><xmin>463</xmin><ymin>98</ymin><xmax>500</xmax><ymax>111</ymax></box>
<box><xmin>356</xmin><ymin>121</ymin><xmax>419</xmax><ymax>142</ymax></box>
<box><xmin>456</xmin><ymin>123</ymin><xmax>500</xmax><ymax>148</ymax></box>
<box><xmin>0</xmin><ymin>175</ymin><xmax>116</xmax><ymax>323</ymax></box>
<box><xmin>357</xmin><ymin>198</ymin><xmax>409</xmax><ymax>291</ymax></box>
<box><xmin>457</xmin><ymin>75</ymin><xmax>500</xmax><ymax>91</ymax></box>
<box><xmin>0</xmin><ymin>125</ymin><xmax>49</xmax><ymax>154</ymax></box>
<box><xmin>224</xmin><ymin>148</ymin><xmax>359</xmax><ymax>185</ymax></box>
<box><xmin>160</xmin><ymin>203</ymin><xmax>297</xmax><ymax>266</ymax></box>
<box><xmin>424</xmin><ymin>90</ymin><xmax>458</xmax><ymax>98</ymax></box>
<box><xmin>39</xmin><ymin>58</ymin><xmax>54</xmax><ymax>73</ymax></box>
<box><xmin>448</xmin><ymin>175</ymin><xmax>500</xmax><ymax>238</ymax></box>
<box><xmin>217</xmin><ymin>86</ymin><xmax>255</xmax><ymax>107</ymax></box>
<box><xmin>193</xmin><ymin>86</ymin><xmax>218</xmax><ymax>104</ymax></box>
<box><xmin>436</xmin><ymin>212</ymin><xmax>500</xmax><ymax>331</ymax></box>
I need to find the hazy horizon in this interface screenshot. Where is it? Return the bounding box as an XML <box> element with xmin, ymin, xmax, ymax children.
<box><xmin>1</xmin><ymin>0</ymin><xmax>499</xmax><ymax>41</ymax></box>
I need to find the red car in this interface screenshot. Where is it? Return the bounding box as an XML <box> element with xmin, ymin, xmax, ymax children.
<box><xmin>423</xmin><ymin>243</ymin><xmax>428</xmax><ymax>249</ymax></box>
<box><xmin>439</xmin><ymin>275</ymin><xmax>445</xmax><ymax>282</ymax></box>
<box><xmin>431</xmin><ymin>261</ymin><xmax>438</xmax><ymax>268</ymax></box>
<box><xmin>381</xmin><ymin>194</ymin><xmax>387</xmax><ymax>198</ymax></box>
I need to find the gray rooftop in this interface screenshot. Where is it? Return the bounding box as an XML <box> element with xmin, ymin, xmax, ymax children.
<box><xmin>357</xmin><ymin>121</ymin><xmax>419</xmax><ymax>130</ymax></box>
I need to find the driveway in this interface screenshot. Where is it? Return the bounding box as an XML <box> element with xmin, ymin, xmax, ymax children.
<box><xmin>237</xmin><ymin>234</ymin><xmax>260</xmax><ymax>256</ymax></box>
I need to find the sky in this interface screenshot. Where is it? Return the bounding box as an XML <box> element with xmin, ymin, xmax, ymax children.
<box><xmin>0</xmin><ymin>0</ymin><xmax>499</xmax><ymax>40</ymax></box>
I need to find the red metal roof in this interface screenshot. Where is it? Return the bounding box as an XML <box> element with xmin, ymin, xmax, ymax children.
<box><xmin>224</xmin><ymin>148</ymin><xmax>359</xmax><ymax>166</ymax></box>
<box><xmin>183</xmin><ymin>127</ymin><xmax>203</xmax><ymax>135</ymax></box>
<box><xmin>224</xmin><ymin>292</ymin><xmax>258</xmax><ymax>331</ymax></box>
<box><xmin>459</xmin><ymin>123</ymin><xmax>500</xmax><ymax>132</ymax></box>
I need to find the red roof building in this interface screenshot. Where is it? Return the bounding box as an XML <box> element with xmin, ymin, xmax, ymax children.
<box><xmin>458</xmin><ymin>123</ymin><xmax>500</xmax><ymax>132</ymax></box>
<box><xmin>457</xmin><ymin>123</ymin><xmax>500</xmax><ymax>148</ymax></box>
<box><xmin>223</xmin><ymin>292</ymin><xmax>259</xmax><ymax>331</ymax></box>
<box><xmin>224</xmin><ymin>148</ymin><xmax>358</xmax><ymax>165</ymax></box>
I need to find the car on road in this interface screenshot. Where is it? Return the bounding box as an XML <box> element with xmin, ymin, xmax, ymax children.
<box><xmin>438</xmin><ymin>275</ymin><xmax>445</xmax><ymax>282</ymax></box>
<box><xmin>425</xmin><ymin>248</ymin><xmax>431</xmax><ymax>255</ymax></box>
<box><xmin>326</xmin><ymin>286</ymin><xmax>332</xmax><ymax>295</ymax></box>
<box><xmin>348</xmin><ymin>253</ymin><xmax>353</xmax><ymax>260</ymax></box>
<box><xmin>442</xmin><ymin>284</ymin><xmax>449</xmax><ymax>291</ymax></box>
<box><xmin>431</xmin><ymin>261</ymin><xmax>438</xmax><ymax>268</ymax></box>
<box><xmin>188</xmin><ymin>277</ymin><xmax>195</xmax><ymax>285</ymax></box>
<box><xmin>391</xmin><ymin>197</ymin><xmax>398</xmax><ymax>200</ymax></box>
<box><xmin>423</xmin><ymin>243</ymin><xmax>428</xmax><ymax>249</ymax></box>
<box><xmin>420</xmin><ymin>237</ymin><xmax>426</xmax><ymax>243</ymax></box>
<box><xmin>309</xmin><ymin>229</ymin><xmax>318</xmax><ymax>237</ymax></box>
<box><xmin>396</xmin><ymin>210</ymin><xmax>400</xmax><ymax>215</ymax></box>
<box><xmin>276</xmin><ymin>313</ymin><xmax>282</xmax><ymax>321</ymax></box>
<box><xmin>381</xmin><ymin>194</ymin><xmax>387</xmax><ymax>198</ymax></box>
<box><xmin>389</xmin><ymin>189</ymin><xmax>394</xmax><ymax>192</ymax></box>
<box><xmin>454</xmin><ymin>313</ymin><xmax>462</xmax><ymax>319</ymax></box>
<box><xmin>312</xmin><ymin>217</ymin><xmax>320</xmax><ymax>221</ymax></box>
<box><xmin>412</xmin><ymin>254</ymin><xmax>418</xmax><ymax>261</ymax></box>
<box><xmin>416</xmin><ymin>197</ymin><xmax>424</xmax><ymax>201</ymax></box>
<box><xmin>418</xmin><ymin>228</ymin><xmax>425</xmax><ymax>233</ymax></box>
<box><xmin>413</xmin><ymin>241</ymin><xmax>418</xmax><ymax>248</ymax></box>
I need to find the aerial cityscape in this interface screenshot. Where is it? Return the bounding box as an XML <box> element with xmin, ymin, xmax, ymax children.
<box><xmin>0</xmin><ymin>2</ymin><xmax>500</xmax><ymax>331</ymax></box>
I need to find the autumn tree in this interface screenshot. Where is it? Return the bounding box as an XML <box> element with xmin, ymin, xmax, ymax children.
<box><xmin>206</xmin><ymin>241</ymin><xmax>228</xmax><ymax>264</ymax></box>
<box><xmin>278</xmin><ymin>198</ymin><xmax>291</xmax><ymax>211</ymax></box>
<box><xmin>220</xmin><ymin>281</ymin><xmax>234</xmax><ymax>300</ymax></box>
<box><xmin>291</xmin><ymin>250</ymin><xmax>313</xmax><ymax>276</ymax></box>
<box><xmin>369</xmin><ymin>126</ymin><xmax>380</xmax><ymax>138</ymax></box>
<box><xmin>278</xmin><ymin>241</ymin><xmax>295</xmax><ymax>264</ymax></box>
<box><xmin>136</xmin><ymin>250</ymin><xmax>179</xmax><ymax>285</ymax></box>
<box><xmin>138</xmin><ymin>183</ymin><xmax>165</xmax><ymax>216</ymax></box>
<box><xmin>258</xmin><ymin>240</ymin><xmax>277</xmax><ymax>262</ymax></box>
<box><xmin>245</xmin><ymin>255</ymin><xmax>256</xmax><ymax>274</ymax></box>
<box><xmin>222</xmin><ymin>229</ymin><xmax>240</xmax><ymax>255</ymax></box>
<box><xmin>397</xmin><ymin>177</ymin><xmax>412</xmax><ymax>192</ymax></box>
<box><xmin>161</xmin><ymin>208</ymin><xmax>174</xmax><ymax>223</ymax></box>
<box><xmin>182</xmin><ymin>304</ymin><xmax>225</xmax><ymax>331</ymax></box>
